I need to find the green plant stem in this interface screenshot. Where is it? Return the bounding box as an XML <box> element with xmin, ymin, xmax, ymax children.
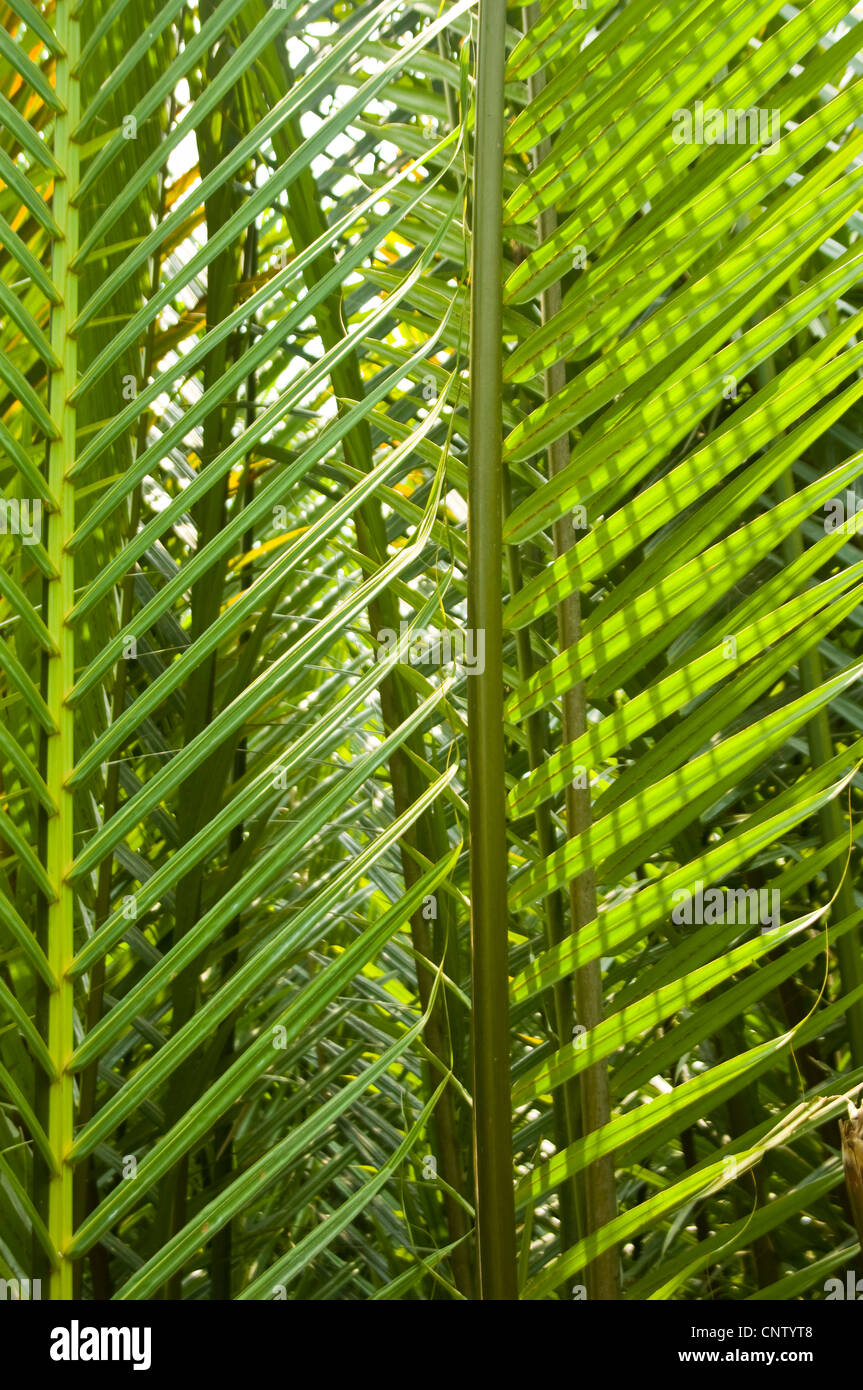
<box><xmin>46</xmin><ymin>0</ymin><xmax>79</xmax><ymax>1301</ymax></box>
<box><xmin>468</xmin><ymin>0</ymin><xmax>517</xmax><ymax>1301</ymax></box>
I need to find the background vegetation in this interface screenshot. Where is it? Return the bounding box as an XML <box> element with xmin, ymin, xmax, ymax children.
<box><xmin>2</xmin><ymin>0</ymin><xmax>863</xmax><ymax>1300</ymax></box>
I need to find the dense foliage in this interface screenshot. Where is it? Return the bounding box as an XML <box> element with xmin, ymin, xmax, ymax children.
<box><xmin>2</xmin><ymin>0</ymin><xmax>863</xmax><ymax>1301</ymax></box>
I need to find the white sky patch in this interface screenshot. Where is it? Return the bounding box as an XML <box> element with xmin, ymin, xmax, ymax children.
<box><xmin>285</xmin><ymin>36</ymin><xmax>311</xmax><ymax>66</ymax></box>
<box><xmin>168</xmin><ymin>128</ymin><xmax>198</xmax><ymax>182</ymax></box>
<box><xmin>445</xmin><ymin>490</ymin><xmax>467</xmax><ymax>524</ymax></box>
<box><xmin>300</xmin><ymin>109</ymin><xmax>323</xmax><ymax>139</ymax></box>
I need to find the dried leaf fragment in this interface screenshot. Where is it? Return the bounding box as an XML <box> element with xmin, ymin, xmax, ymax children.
<box><xmin>840</xmin><ymin>1101</ymin><xmax>863</xmax><ymax>1247</ymax></box>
